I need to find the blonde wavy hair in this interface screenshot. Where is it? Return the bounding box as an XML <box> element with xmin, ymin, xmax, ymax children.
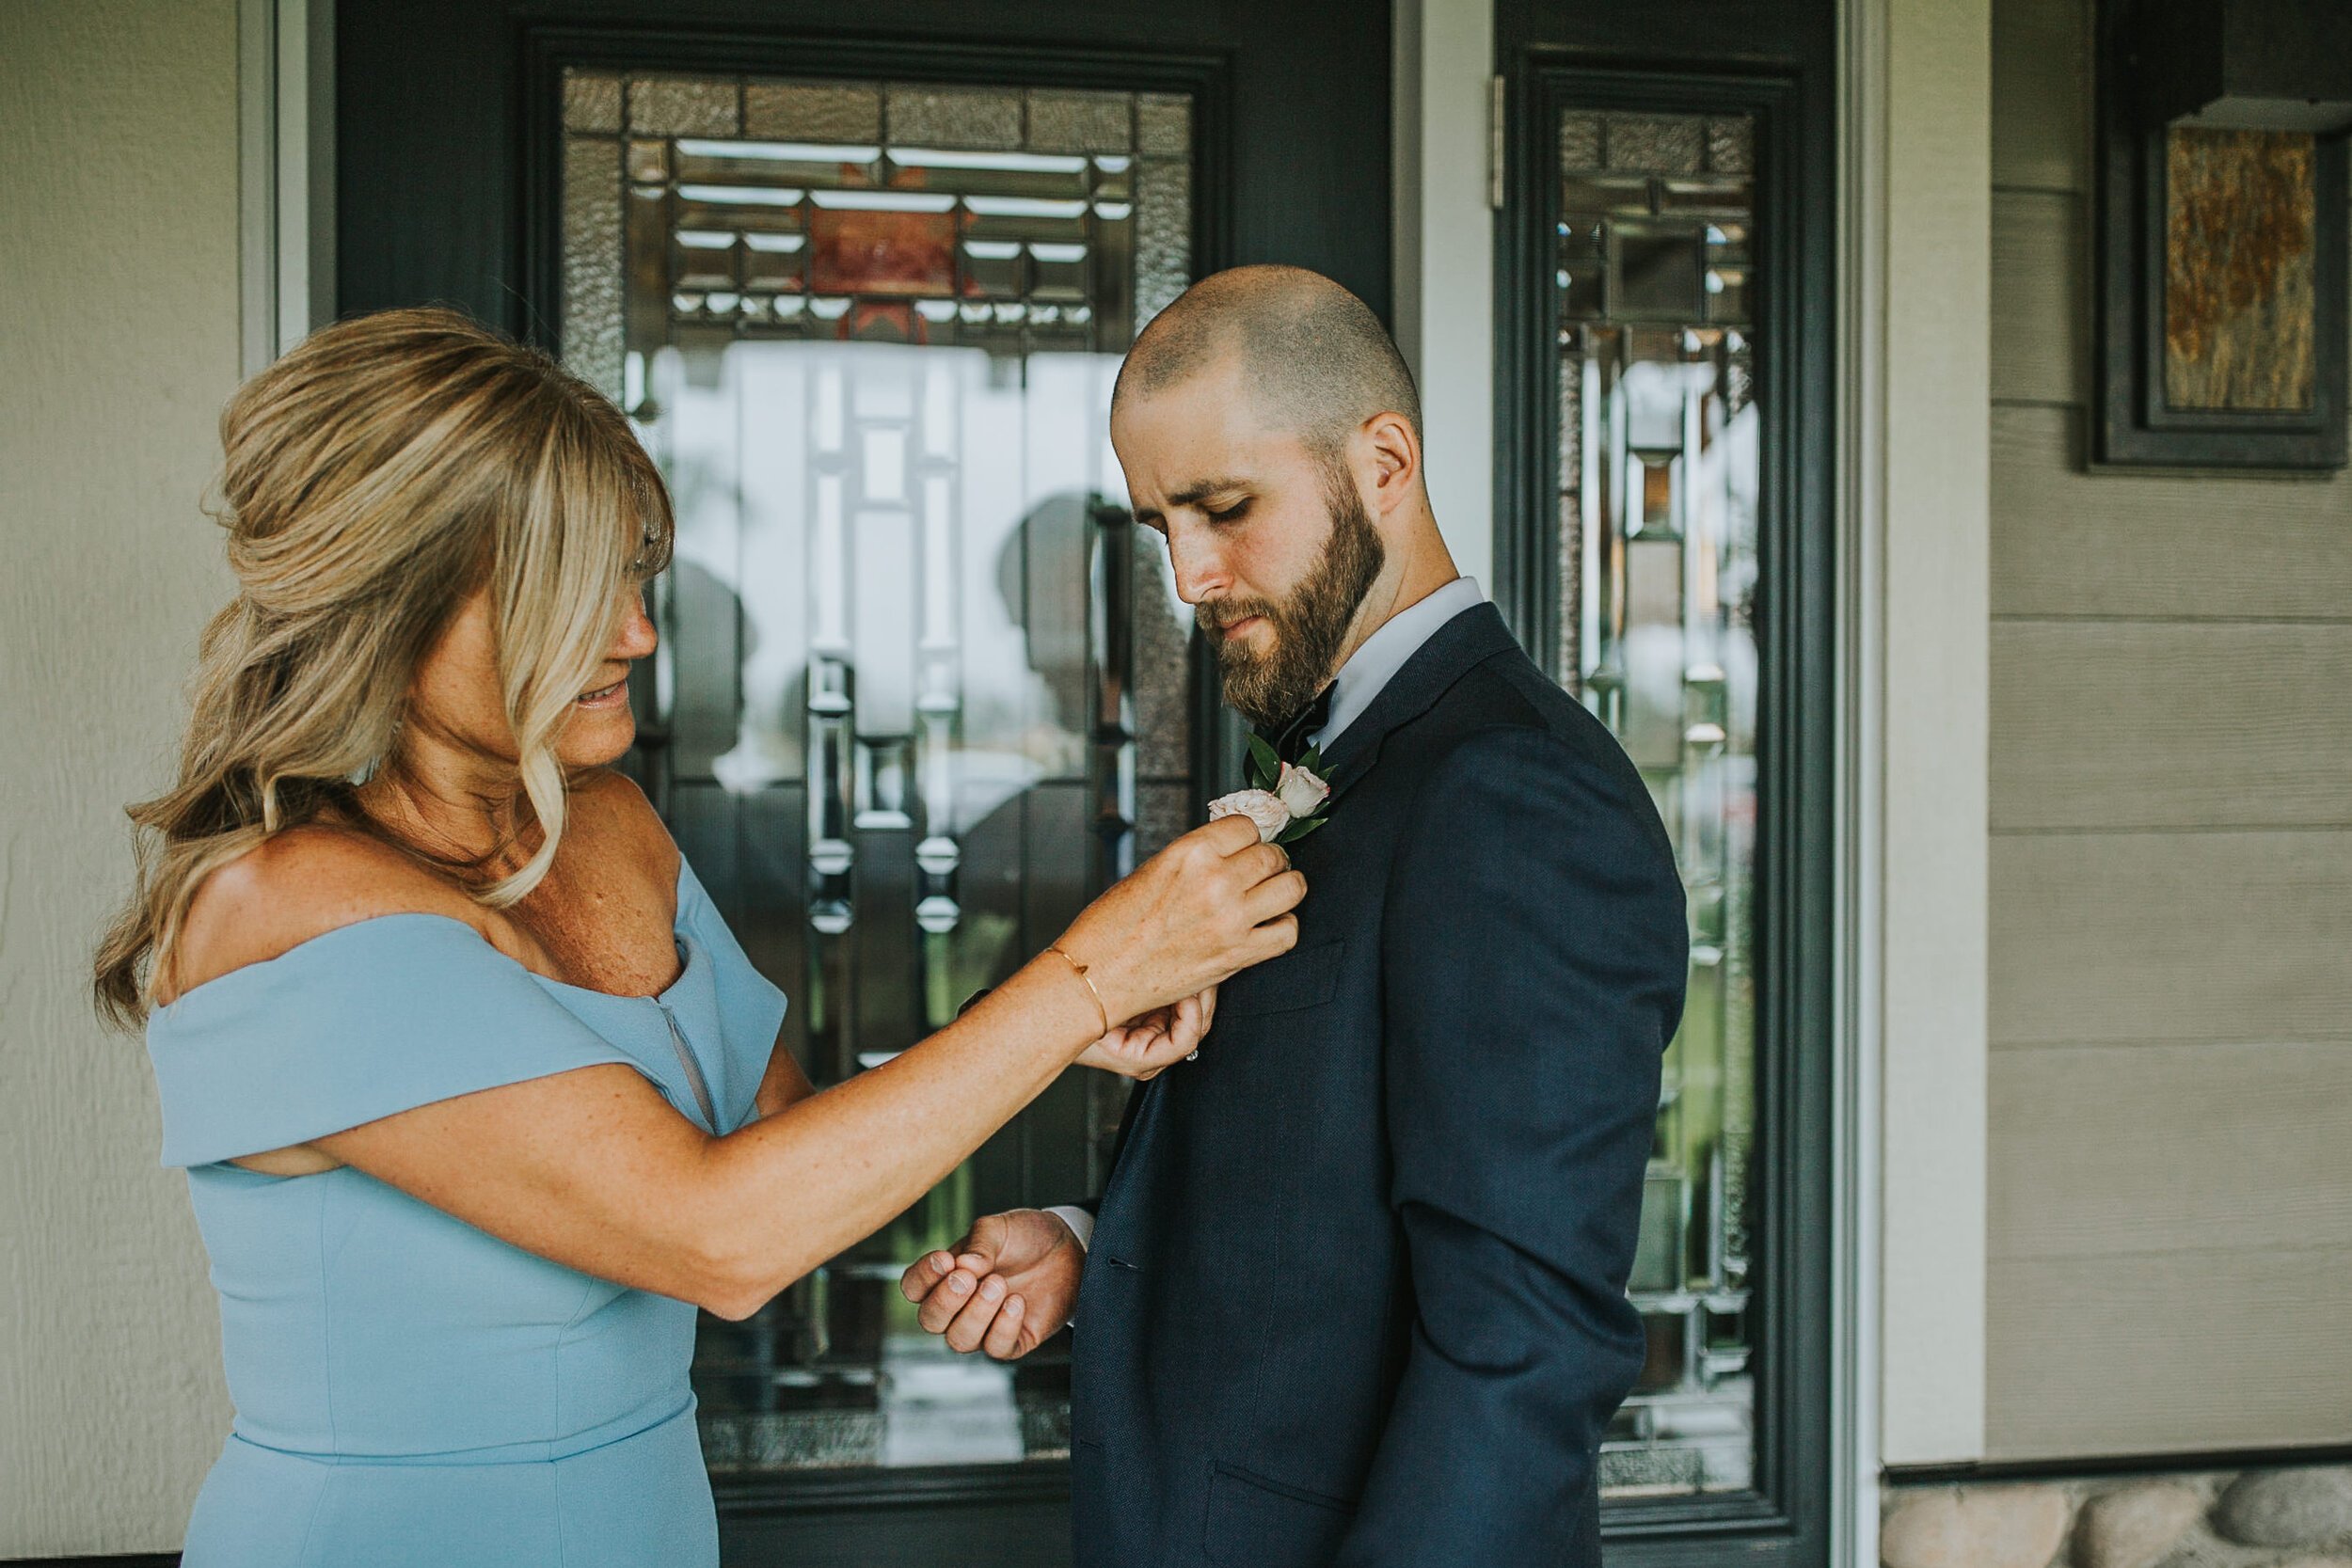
<box><xmin>94</xmin><ymin>307</ymin><xmax>673</xmax><ymax>1027</ymax></box>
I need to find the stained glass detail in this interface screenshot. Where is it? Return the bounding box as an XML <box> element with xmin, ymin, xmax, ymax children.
<box><xmin>1707</xmin><ymin>117</ymin><xmax>1755</xmax><ymax>177</ymax></box>
<box><xmin>1604</xmin><ymin>112</ymin><xmax>1706</xmax><ymax>175</ymax></box>
<box><xmin>885</xmin><ymin>85</ymin><xmax>1024</xmax><ymax>150</ymax></box>
<box><xmin>745</xmin><ymin>81</ymin><xmax>882</xmax><ymax>143</ymax></box>
<box><xmin>1027</xmin><ymin>89</ymin><xmax>1133</xmax><ymax>154</ymax></box>
<box><xmin>558</xmin><ymin>65</ymin><xmax>1196</xmax><ymax>1481</ymax></box>
<box><xmin>562</xmin><ymin>136</ymin><xmax>625</xmax><ymax>400</ymax></box>
<box><xmin>1559</xmin><ymin>112</ymin><xmax>1605</xmax><ymax>171</ymax></box>
<box><xmin>1136</xmin><ymin>92</ymin><xmax>1191</xmax><ymax>157</ymax></box>
<box><xmin>628</xmin><ymin>74</ymin><xmax>742</xmax><ymax>138</ymax></box>
<box><xmin>1136</xmin><ymin>159</ymin><xmax>1192</xmax><ymax>326</ymax></box>
<box><xmin>1555</xmin><ymin>105</ymin><xmax>1759</xmax><ymax>1499</ymax></box>
<box><xmin>809</xmin><ymin>206</ymin><xmax>958</xmax><ymax>297</ymax></box>
<box><xmin>564</xmin><ymin>69</ymin><xmax>622</xmax><ymax>135</ymax></box>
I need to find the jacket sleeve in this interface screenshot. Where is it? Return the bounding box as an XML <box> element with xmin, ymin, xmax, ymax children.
<box><xmin>1334</xmin><ymin>724</ymin><xmax>1687</xmax><ymax>1566</ymax></box>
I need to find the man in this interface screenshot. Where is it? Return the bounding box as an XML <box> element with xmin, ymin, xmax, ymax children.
<box><xmin>899</xmin><ymin>266</ymin><xmax>1688</xmax><ymax>1566</ymax></box>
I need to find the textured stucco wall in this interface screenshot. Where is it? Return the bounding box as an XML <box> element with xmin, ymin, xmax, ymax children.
<box><xmin>0</xmin><ymin>0</ymin><xmax>243</xmax><ymax>1552</ymax></box>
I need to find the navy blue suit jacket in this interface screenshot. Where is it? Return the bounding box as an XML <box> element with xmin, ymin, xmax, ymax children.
<box><xmin>1070</xmin><ymin>604</ymin><xmax>1688</xmax><ymax>1568</ymax></box>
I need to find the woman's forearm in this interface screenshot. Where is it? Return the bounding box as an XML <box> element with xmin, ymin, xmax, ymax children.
<box><xmin>316</xmin><ymin>818</ymin><xmax>1294</xmax><ymax>1318</ymax></box>
<box><xmin>683</xmin><ymin>955</ymin><xmax>1102</xmax><ymax>1315</ymax></box>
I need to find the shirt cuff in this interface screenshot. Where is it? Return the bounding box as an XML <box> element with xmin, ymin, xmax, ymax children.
<box><xmin>1043</xmin><ymin>1204</ymin><xmax>1094</xmax><ymax>1251</ymax></box>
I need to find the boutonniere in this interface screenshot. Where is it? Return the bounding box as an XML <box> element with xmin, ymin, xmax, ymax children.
<box><xmin>1208</xmin><ymin>736</ymin><xmax>1334</xmax><ymax>846</ymax></box>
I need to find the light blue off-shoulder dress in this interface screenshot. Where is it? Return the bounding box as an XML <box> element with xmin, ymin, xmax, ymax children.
<box><xmin>147</xmin><ymin>856</ymin><xmax>786</xmax><ymax>1568</ymax></box>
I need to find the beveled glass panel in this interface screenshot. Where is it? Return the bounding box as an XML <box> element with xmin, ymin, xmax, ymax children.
<box><xmin>1562</xmin><ymin>175</ymin><xmax>1653</xmax><ymax>217</ymax></box>
<box><xmin>1559</xmin><ymin>215</ymin><xmax>1608</xmax><ymax>321</ymax></box>
<box><xmin>1616</xmin><ymin>227</ymin><xmax>1707</xmax><ymax>321</ymax></box>
<box><xmin>562</xmin><ymin>67</ymin><xmax>1197</xmax><ymax>1481</ymax></box>
<box><xmin>1554</xmin><ymin>106</ymin><xmax>1760</xmax><ymax>1499</ymax></box>
<box><xmin>628</xmin><ymin>138</ymin><xmax>671</xmax><ymax>185</ymax></box>
<box><xmin>1030</xmin><ymin>241</ymin><xmax>1090</xmax><ymax>302</ymax></box>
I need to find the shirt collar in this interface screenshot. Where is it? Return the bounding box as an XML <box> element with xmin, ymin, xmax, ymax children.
<box><xmin>1308</xmin><ymin>577</ymin><xmax>1487</xmax><ymax>754</ymax></box>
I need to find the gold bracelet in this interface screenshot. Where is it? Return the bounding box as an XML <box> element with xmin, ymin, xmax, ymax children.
<box><xmin>1044</xmin><ymin>944</ymin><xmax>1109</xmax><ymax>1037</ymax></box>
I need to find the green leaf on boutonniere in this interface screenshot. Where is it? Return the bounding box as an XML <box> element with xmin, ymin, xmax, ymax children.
<box><xmin>1246</xmin><ymin>732</ymin><xmax>1282</xmax><ymax>790</ymax></box>
<box><xmin>1275</xmin><ymin>814</ymin><xmax>1329</xmax><ymax>847</ymax></box>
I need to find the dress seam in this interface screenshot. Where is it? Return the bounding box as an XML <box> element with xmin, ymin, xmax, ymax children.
<box><xmin>318</xmin><ymin>1177</ymin><xmax>338</xmax><ymax>1450</ymax></box>
<box><xmin>551</xmin><ymin>1270</ymin><xmax>600</xmax><ymax>1565</ymax></box>
<box><xmin>297</xmin><ymin>1177</ymin><xmax>335</xmax><ymax>1563</ymax></box>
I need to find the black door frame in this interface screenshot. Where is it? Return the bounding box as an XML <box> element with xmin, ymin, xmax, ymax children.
<box><xmin>1492</xmin><ymin>4</ymin><xmax>1839</xmax><ymax>1566</ymax></box>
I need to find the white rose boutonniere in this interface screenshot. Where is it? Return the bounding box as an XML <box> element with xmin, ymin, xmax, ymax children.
<box><xmin>1274</xmin><ymin>759</ymin><xmax>1330</xmax><ymax>820</ymax></box>
<box><xmin>1224</xmin><ymin>735</ymin><xmax>1335</xmax><ymax>847</ymax></box>
<box><xmin>1207</xmin><ymin>788</ymin><xmax>1294</xmax><ymax>844</ymax></box>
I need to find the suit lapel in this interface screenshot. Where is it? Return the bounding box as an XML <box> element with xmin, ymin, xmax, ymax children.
<box><xmin>1317</xmin><ymin>603</ymin><xmax>1520</xmax><ymax>802</ymax></box>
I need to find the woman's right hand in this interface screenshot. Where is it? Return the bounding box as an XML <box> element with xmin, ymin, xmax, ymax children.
<box><xmin>1054</xmin><ymin>815</ymin><xmax>1302</xmax><ymax>1030</ymax></box>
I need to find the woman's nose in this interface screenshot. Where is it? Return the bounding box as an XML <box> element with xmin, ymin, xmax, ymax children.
<box><xmin>612</xmin><ymin>594</ymin><xmax>659</xmax><ymax>658</ymax></box>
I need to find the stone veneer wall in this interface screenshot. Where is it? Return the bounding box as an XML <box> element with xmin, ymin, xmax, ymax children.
<box><xmin>1883</xmin><ymin>1465</ymin><xmax>2352</xmax><ymax>1568</ymax></box>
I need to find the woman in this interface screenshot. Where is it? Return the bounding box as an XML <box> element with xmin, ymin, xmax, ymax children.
<box><xmin>95</xmin><ymin>308</ymin><xmax>1302</xmax><ymax>1567</ymax></box>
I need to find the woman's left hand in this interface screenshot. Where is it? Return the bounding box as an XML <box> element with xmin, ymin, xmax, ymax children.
<box><xmin>1075</xmin><ymin>986</ymin><xmax>1217</xmax><ymax>1080</ymax></box>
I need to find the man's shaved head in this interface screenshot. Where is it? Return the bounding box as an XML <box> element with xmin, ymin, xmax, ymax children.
<box><xmin>1113</xmin><ymin>265</ymin><xmax>1421</xmax><ymax>456</ymax></box>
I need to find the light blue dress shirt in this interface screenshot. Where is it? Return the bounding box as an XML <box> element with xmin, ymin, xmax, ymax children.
<box><xmin>1305</xmin><ymin>575</ymin><xmax>1488</xmax><ymax>756</ymax></box>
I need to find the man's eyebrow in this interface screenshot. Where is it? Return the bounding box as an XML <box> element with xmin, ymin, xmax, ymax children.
<box><xmin>1131</xmin><ymin>475</ymin><xmax>1253</xmax><ymax>530</ymax></box>
<box><xmin>1166</xmin><ymin>476</ymin><xmax>1253</xmax><ymax>509</ymax></box>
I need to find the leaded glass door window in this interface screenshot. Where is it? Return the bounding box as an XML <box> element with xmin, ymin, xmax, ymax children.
<box><xmin>557</xmin><ymin>68</ymin><xmax>1199</xmax><ymax>1480</ymax></box>
<box><xmin>1498</xmin><ymin>10</ymin><xmax>1835</xmax><ymax>1559</ymax></box>
<box><xmin>1551</xmin><ymin>105</ymin><xmax>1761</xmax><ymax>1500</ymax></box>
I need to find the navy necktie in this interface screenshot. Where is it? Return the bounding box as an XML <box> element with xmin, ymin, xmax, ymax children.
<box><xmin>1258</xmin><ymin>683</ymin><xmax>1334</xmax><ymax>766</ymax></box>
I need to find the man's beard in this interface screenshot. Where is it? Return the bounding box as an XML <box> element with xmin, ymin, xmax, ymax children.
<box><xmin>1200</xmin><ymin>461</ymin><xmax>1386</xmax><ymax>731</ymax></box>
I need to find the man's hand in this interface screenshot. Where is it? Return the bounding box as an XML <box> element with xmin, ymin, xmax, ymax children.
<box><xmin>898</xmin><ymin>1209</ymin><xmax>1085</xmax><ymax>1360</ymax></box>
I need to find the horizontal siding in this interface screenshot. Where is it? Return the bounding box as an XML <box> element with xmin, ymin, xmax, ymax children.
<box><xmin>1987</xmin><ymin>1243</ymin><xmax>2352</xmax><ymax>1457</ymax></box>
<box><xmin>1991</xmin><ymin>1041</ymin><xmax>2352</xmax><ymax>1259</ymax></box>
<box><xmin>1982</xmin><ymin>0</ymin><xmax>2352</xmax><ymax>1463</ymax></box>
<box><xmin>1990</xmin><ymin>188</ymin><xmax>2084</xmax><ymax>405</ymax></box>
<box><xmin>1991</xmin><ymin>622</ymin><xmax>2352</xmax><ymax>831</ymax></box>
<box><xmin>1991</xmin><ymin>404</ymin><xmax>2352</xmax><ymax>620</ymax></box>
<box><xmin>1991</xmin><ymin>0</ymin><xmax>2088</xmax><ymax>191</ymax></box>
<box><xmin>1989</xmin><ymin>829</ymin><xmax>2352</xmax><ymax>1047</ymax></box>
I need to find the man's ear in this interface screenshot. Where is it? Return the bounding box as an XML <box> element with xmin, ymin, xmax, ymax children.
<box><xmin>1361</xmin><ymin>410</ymin><xmax>1422</xmax><ymax>517</ymax></box>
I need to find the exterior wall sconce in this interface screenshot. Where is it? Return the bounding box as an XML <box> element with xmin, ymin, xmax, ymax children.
<box><xmin>2094</xmin><ymin>0</ymin><xmax>2349</xmax><ymax>468</ymax></box>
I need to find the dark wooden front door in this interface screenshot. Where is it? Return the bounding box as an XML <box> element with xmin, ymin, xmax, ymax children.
<box><xmin>334</xmin><ymin>4</ymin><xmax>1389</xmax><ymax>1564</ymax></box>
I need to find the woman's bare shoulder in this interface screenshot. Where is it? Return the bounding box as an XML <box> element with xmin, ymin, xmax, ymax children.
<box><xmin>567</xmin><ymin>768</ymin><xmax>681</xmax><ymax>879</ymax></box>
<box><xmin>167</xmin><ymin>826</ymin><xmax>491</xmax><ymax>1003</ymax></box>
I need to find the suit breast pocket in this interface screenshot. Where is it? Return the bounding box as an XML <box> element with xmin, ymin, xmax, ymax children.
<box><xmin>1213</xmin><ymin>938</ymin><xmax>1345</xmax><ymax>1021</ymax></box>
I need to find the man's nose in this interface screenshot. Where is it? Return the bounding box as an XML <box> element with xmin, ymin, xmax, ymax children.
<box><xmin>1164</xmin><ymin>523</ymin><xmax>1230</xmax><ymax>606</ymax></box>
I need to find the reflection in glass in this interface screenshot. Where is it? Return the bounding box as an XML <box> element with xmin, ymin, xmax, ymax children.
<box><xmin>561</xmin><ymin>68</ymin><xmax>1197</xmax><ymax>1478</ymax></box>
<box><xmin>1556</xmin><ymin>108</ymin><xmax>1758</xmax><ymax>1497</ymax></box>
